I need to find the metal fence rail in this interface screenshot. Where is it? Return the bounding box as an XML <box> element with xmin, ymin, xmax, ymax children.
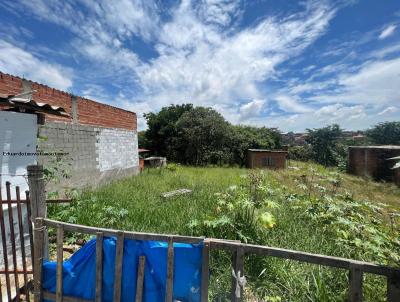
<box><xmin>34</xmin><ymin>218</ymin><xmax>400</xmax><ymax>302</ymax></box>
<box><xmin>0</xmin><ymin>182</ymin><xmax>33</xmax><ymax>302</ymax></box>
<box><xmin>0</xmin><ymin>165</ymin><xmax>72</xmax><ymax>302</ymax></box>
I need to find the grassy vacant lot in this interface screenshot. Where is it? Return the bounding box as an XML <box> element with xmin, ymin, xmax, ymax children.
<box><xmin>49</xmin><ymin>162</ymin><xmax>400</xmax><ymax>301</ymax></box>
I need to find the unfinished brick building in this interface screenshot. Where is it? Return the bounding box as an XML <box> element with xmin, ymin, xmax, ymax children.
<box><xmin>0</xmin><ymin>72</ymin><xmax>139</xmax><ymax>191</ymax></box>
<box><xmin>347</xmin><ymin>146</ymin><xmax>400</xmax><ymax>185</ymax></box>
<box><xmin>246</xmin><ymin>149</ymin><xmax>288</xmax><ymax>169</ymax></box>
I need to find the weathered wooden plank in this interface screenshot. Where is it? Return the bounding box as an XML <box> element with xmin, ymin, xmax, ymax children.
<box><xmin>16</xmin><ymin>186</ymin><xmax>29</xmax><ymax>301</ymax></box>
<box><xmin>28</xmin><ymin>165</ymin><xmax>48</xmax><ymax>260</ymax></box>
<box><xmin>200</xmin><ymin>240</ymin><xmax>210</xmax><ymax>302</ymax></box>
<box><xmin>45</xmin><ymin>199</ymin><xmax>73</xmax><ymax>204</ymax></box>
<box><xmin>0</xmin><ymin>187</ymin><xmax>12</xmax><ymax>301</ymax></box>
<box><xmin>0</xmin><ymin>199</ymin><xmax>72</xmax><ymax>205</ymax></box>
<box><xmin>113</xmin><ymin>232</ymin><xmax>124</xmax><ymax>302</ymax></box>
<box><xmin>6</xmin><ymin>182</ymin><xmax>20</xmax><ymax>301</ymax></box>
<box><xmin>56</xmin><ymin>225</ymin><xmax>64</xmax><ymax>302</ymax></box>
<box><xmin>161</xmin><ymin>189</ymin><xmax>192</xmax><ymax>199</ymax></box>
<box><xmin>135</xmin><ymin>256</ymin><xmax>146</xmax><ymax>302</ymax></box>
<box><xmin>43</xmin><ymin>218</ymin><xmax>204</xmax><ymax>244</ymax></box>
<box><xmin>43</xmin><ymin>291</ymin><xmax>91</xmax><ymax>302</ymax></box>
<box><xmin>387</xmin><ymin>271</ymin><xmax>400</xmax><ymax>302</ymax></box>
<box><xmin>165</xmin><ymin>237</ymin><xmax>174</xmax><ymax>302</ymax></box>
<box><xmin>231</xmin><ymin>245</ymin><xmax>245</xmax><ymax>302</ymax></box>
<box><xmin>349</xmin><ymin>265</ymin><xmax>363</xmax><ymax>302</ymax></box>
<box><xmin>209</xmin><ymin>240</ymin><xmax>399</xmax><ymax>277</ymax></box>
<box><xmin>33</xmin><ymin>218</ymin><xmax>45</xmax><ymax>302</ymax></box>
<box><xmin>95</xmin><ymin>232</ymin><xmax>104</xmax><ymax>302</ymax></box>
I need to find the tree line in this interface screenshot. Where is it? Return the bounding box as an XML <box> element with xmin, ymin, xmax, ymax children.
<box><xmin>139</xmin><ymin>103</ymin><xmax>400</xmax><ymax>168</ymax></box>
<box><xmin>139</xmin><ymin>104</ymin><xmax>281</xmax><ymax>166</ymax></box>
<box><xmin>289</xmin><ymin>121</ymin><xmax>400</xmax><ymax>168</ymax></box>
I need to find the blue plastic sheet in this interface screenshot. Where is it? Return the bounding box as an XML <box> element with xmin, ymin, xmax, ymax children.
<box><xmin>43</xmin><ymin>237</ymin><xmax>204</xmax><ymax>301</ymax></box>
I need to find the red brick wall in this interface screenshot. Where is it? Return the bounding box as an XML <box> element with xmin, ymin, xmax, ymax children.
<box><xmin>247</xmin><ymin>151</ymin><xmax>287</xmax><ymax>169</ymax></box>
<box><xmin>347</xmin><ymin>148</ymin><xmax>366</xmax><ymax>175</ymax></box>
<box><xmin>348</xmin><ymin>147</ymin><xmax>400</xmax><ymax>182</ymax></box>
<box><xmin>77</xmin><ymin>97</ymin><xmax>137</xmax><ymax>130</ymax></box>
<box><xmin>0</xmin><ymin>73</ymin><xmax>22</xmax><ymax>95</ymax></box>
<box><xmin>0</xmin><ymin>72</ymin><xmax>136</xmax><ymax>130</ymax></box>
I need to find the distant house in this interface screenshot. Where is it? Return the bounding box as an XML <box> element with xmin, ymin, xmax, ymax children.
<box><xmin>347</xmin><ymin>145</ymin><xmax>400</xmax><ymax>185</ymax></box>
<box><xmin>0</xmin><ymin>72</ymin><xmax>139</xmax><ymax>192</ymax></box>
<box><xmin>246</xmin><ymin>149</ymin><xmax>288</xmax><ymax>169</ymax></box>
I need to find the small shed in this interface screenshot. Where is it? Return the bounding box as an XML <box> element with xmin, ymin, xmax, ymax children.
<box><xmin>247</xmin><ymin>149</ymin><xmax>288</xmax><ymax>169</ymax></box>
<box><xmin>347</xmin><ymin>145</ymin><xmax>400</xmax><ymax>185</ymax></box>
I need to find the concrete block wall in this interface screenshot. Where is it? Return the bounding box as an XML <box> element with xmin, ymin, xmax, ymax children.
<box><xmin>97</xmin><ymin>128</ymin><xmax>138</xmax><ymax>172</ymax></box>
<box><xmin>1</xmin><ymin>72</ymin><xmax>139</xmax><ymax>191</ymax></box>
<box><xmin>38</xmin><ymin>122</ymin><xmax>139</xmax><ymax>190</ymax></box>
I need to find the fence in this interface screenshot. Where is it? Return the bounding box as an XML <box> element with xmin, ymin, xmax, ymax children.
<box><xmin>1</xmin><ymin>164</ymin><xmax>400</xmax><ymax>301</ymax></box>
<box><xmin>0</xmin><ymin>182</ymin><xmax>33</xmax><ymax>301</ymax></box>
<box><xmin>33</xmin><ymin>218</ymin><xmax>400</xmax><ymax>302</ymax></box>
<box><xmin>0</xmin><ymin>165</ymin><xmax>71</xmax><ymax>301</ymax></box>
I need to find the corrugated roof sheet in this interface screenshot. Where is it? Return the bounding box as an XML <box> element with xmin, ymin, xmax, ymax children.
<box><xmin>0</xmin><ymin>92</ymin><xmax>68</xmax><ymax>116</ymax></box>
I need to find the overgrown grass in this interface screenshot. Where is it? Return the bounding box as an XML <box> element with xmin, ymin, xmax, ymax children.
<box><xmin>48</xmin><ymin>162</ymin><xmax>400</xmax><ymax>301</ymax></box>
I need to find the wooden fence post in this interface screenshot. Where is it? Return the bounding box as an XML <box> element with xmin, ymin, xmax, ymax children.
<box><xmin>200</xmin><ymin>239</ymin><xmax>210</xmax><ymax>302</ymax></box>
<box><xmin>28</xmin><ymin>164</ymin><xmax>48</xmax><ymax>260</ymax></box>
<box><xmin>387</xmin><ymin>271</ymin><xmax>400</xmax><ymax>302</ymax></box>
<box><xmin>33</xmin><ymin>218</ymin><xmax>45</xmax><ymax>302</ymax></box>
<box><xmin>231</xmin><ymin>245</ymin><xmax>245</xmax><ymax>302</ymax></box>
<box><xmin>349</xmin><ymin>264</ymin><xmax>363</xmax><ymax>302</ymax></box>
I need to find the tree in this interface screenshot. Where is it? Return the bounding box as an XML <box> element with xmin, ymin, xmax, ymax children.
<box><xmin>366</xmin><ymin>121</ymin><xmax>400</xmax><ymax>145</ymax></box>
<box><xmin>175</xmin><ymin>107</ymin><xmax>231</xmax><ymax>165</ymax></box>
<box><xmin>143</xmin><ymin>104</ymin><xmax>193</xmax><ymax>161</ymax></box>
<box><xmin>142</xmin><ymin>103</ymin><xmax>283</xmax><ymax>166</ymax></box>
<box><xmin>306</xmin><ymin>124</ymin><xmax>344</xmax><ymax>166</ymax></box>
<box><xmin>137</xmin><ymin>131</ymin><xmax>150</xmax><ymax>148</ymax></box>
<box><xmin>230</xmin><ymin>125</ymin><xmax>281</xmax><ymax>166</ymax></box>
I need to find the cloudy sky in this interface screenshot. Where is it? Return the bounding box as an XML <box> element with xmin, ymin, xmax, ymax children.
<box><xmin>0</xmin><ymin>0</ymin><xmax>399</xmax><ymax>131</ymax></box>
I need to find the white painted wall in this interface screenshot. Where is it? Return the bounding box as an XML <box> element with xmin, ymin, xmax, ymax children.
<box><xmin>96</xmin><ymin>127</ymin><xmax>138</xmax><ymax>172</ymax></box>
<box><xmin>0</xmin><ymin>111</ymin><xmax>37</xmax><ymax>199</ymax></box>
<box><xmin>0</xmin><ymin>111</ymin><xmax>36</xmax><ymax>270</ymax></box>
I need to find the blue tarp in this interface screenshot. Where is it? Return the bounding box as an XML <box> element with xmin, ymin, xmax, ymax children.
<box><xmin>43</xmin><ymin>237</ymin><xmax>204</xmax><ymax>302</ymax></box>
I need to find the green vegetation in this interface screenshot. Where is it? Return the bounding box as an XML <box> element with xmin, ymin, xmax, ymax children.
<box><xmin>366</xmin><ymin>121</ymin><xmax>400</xmax><ymax>145</ymax></box>
<box><xmin>140</xmin><ymin>104</ymin><xmax>281</xmax><ymax>166</ymax></box>
<box><xmin>305</xmin><ymin>124</ymin><xmax>346</xmax><ymax>167</ymax></box>
<box><xmin>289</xmin><ymin>121</ymin><xmax>400</xmax><ymax>170</ymax></box>
<box><xmin>49</xmin><ymin>163</ymin><xmax>400</xmax><ymax>301</ymax></box>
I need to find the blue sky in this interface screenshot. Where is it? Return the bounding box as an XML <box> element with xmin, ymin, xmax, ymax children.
<box><xmin>0</xmin><ymin>0</ymin><xmax>399</xmax><ymax>131</ymax></box>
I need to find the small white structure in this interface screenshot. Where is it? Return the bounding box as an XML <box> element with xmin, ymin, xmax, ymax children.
<box><xmin>0</xmin><ymin>111</ymin><xmax>37</xmax><ymax>198</ymax></box>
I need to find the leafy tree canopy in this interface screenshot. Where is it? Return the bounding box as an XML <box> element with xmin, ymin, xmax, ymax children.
<box><xmin>306</xmin><ymin>124</ymin><xmax>344</xmax><ymax>167</ymax></box>
<box><xmin>140</xmin><ymin>104</ymin><xmax>281</xmax><ymax>166</ymax></box>
<box><xmin>366</xmin><ymin>121</ymin><xmax>400</xmax><ymax>145</ymax></box>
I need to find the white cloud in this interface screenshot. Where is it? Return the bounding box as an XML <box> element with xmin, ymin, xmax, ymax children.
<box><xmin>337</xmin><ymin>58</ymin><xmax>400</xmax><ymax>104</ymax></box>
<box><xmin>378</xmin><ymin>106</ymin><xmax>398</xmax><ymax>115</ymax></box>
<box><xmin>12</xmin><ymin>0</ymin><xmax>155</xmax><ymax>78</ymax></box>
<box><xmin>378</xmin><ymin>24</ymin><xmax>397</xmax><ymax>40</ymax></box>
<box><xmin>93</xmin><ymin>0</ymin><xmax>160</xmax><ymax>41</ymax></box>
<box><xmin>0</xmin><ymin>40</ymin><xmax>73</xmax><ymax>90</ymax></box>
<box><xmin>239</xmin><ymin>99</ymin><xmax>265</xmax><ymax>120</ymax></box>
<box><xmin>315</xmin><ymin>103</ymin><xmax>366</xmax><ymax>121</ymax></box>
<box><xmin>137</xmin><ymin>0</ymin><xmax>335</xmax><ymax>114</ymax></box>
<box><xmin>275</xmin><ymin>95</ymin><xmax>312</xmax><ymax>113</ymax></box>
<box><xmin>196</xmin><ymin>0</ymin><xmax>242</xmax><ymax>27</ymax></box>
